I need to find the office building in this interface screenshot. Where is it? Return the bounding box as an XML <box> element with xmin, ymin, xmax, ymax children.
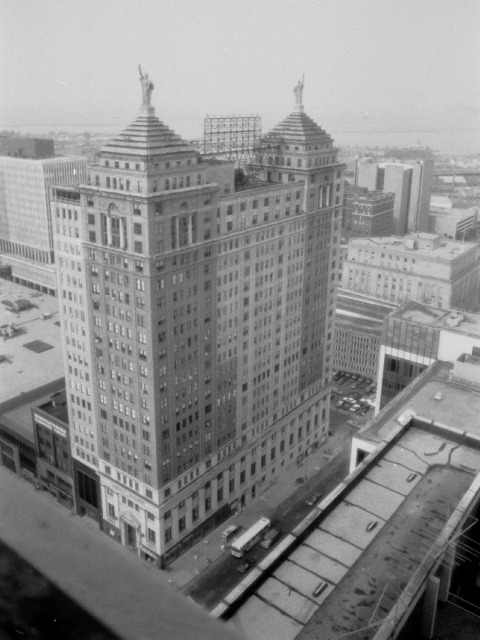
<box><xmin>377</xmin><ymin>302</ymin><xmax>480</xmax><ymax>410</ymax></box>
<box><xmin>0</xmin><ymin>135</ymin><xmax>55</xmax><ymax>159</ymax></box>
<box><xmin>429</xmin><ymin>205</ymin><xmax>479</xmax><ymax>240</ymax></box>
<box><xmin>350</xmin><ymin>190</ymin><xmax>394</xmax><ymax>237</ymax></box>
<box><xmin>333</xmin><ymin>292</ymin><xmax>396</xmax><ymax>379</ymax></box>
<box><xmin>0</xmin><ymin>151</ymin><xmax>87</xmax><ymax>294</ymax></box>
<box><xmin>357</xmin><ymin>156</ymin><xmax>434</xmax><ymax>235</ymax></box>
<box><xmin>342</xmin><ymin>233</ymin><xmax>480</xmax><ymax>311</ymax></box>
<box><xmin>52</xmin><ymin>75</ymin><xmax>344</xmax><ymax>566</ymax></box>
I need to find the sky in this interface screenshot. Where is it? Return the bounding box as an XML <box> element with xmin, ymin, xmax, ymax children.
<box><xmin>1</xmin><ymin>0</ymin><xmax>479</xmax><ymax>152</ymax></box>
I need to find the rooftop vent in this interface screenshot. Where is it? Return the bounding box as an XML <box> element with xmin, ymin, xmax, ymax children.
<box><xmin>434</xmin><ymin>392</ymin><xmax>443</xmax><ymax>401</ymax></box>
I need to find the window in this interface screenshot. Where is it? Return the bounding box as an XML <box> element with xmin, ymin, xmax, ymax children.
<box><xmin>133</xmin><ymin>223</ymin><xmax>142</xmax><ymax>235</ymax></box>
<box><xmin>147</xmin><ymin>528</ymin><xmax>156</xmax><ymax>544</ymax></box>
<box><xmin>108</xmin><ymin>503</ymin><xmax>116</xmax><ymax>518</ymax></box>
<box><xmin>134</xmin><ymin>241</ymin><xmax>143</xmax><ymax>254</ymax></box>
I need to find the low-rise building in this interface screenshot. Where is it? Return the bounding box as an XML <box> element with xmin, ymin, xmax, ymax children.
<box><xmin>350</xmin><ymin>190</ymin><xmax>394</xmax><ymax>237</ymax></box>
<box><xmin>377</xmin><ymin>302</ymin><xmax>480</xmax><ymax>411</ymax></box>
<box><xmin>429</xmin><ymin>206</ymin><xmax>479</xmax><ymax>240</ymax></box>
<box><xmin>342</xmin><ymin>233</ymin><xmax>480</xmax><ymax>311</ymax></box>
<box><xmin>333</xmin><ymin>292</ymin><xmax>397</xmax><ymax>379</ymax></box>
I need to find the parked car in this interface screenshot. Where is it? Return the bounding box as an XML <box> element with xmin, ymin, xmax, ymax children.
<box><xmin>312</xmin><ymin>581</ymin><xmax>328</xmax><ymax>597</ymax></box>
<box><xmin>336</xmin><ymin>400</ymin><xmax>345</xmax><ymax>408</ymax></box>
<box><xmin>337</xmin><ymin>377</ymin><xmax>346</xmax><ymax>385</ymax></box>
<box><xmin>237</xmin><ymin>557</ymin><xmax>255</xmax><ymax>573</ymax></box>
<box><xmin>333</xmin><ymin>372</ymin><xmax>342</xmax><ymax>381</ymax></box>
<box><xmin>349</xmin><ymin>403</ymin><xmax>361</xmax><ymax>412</ymax></box>
<box><xmin>366</xmin><ymin>520</ymin><xmax>378</xmax><ymax>532</ymax></box>
<box><xmin>306</xmin><ymin>493</ymin><xmax>322</xmax><ymax>506</ymax></box>
<box><xmin>261</xmin><ymin>528</ymin><xmax>281</xmax><ymax>549</ymax></box>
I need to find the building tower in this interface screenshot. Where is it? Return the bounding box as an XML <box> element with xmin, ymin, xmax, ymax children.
<box><xmin>53</xmin><ymin>72</ymin><xmax>344</xmax><ymax>566</ymax></box>
<box><xmin>0</xmin><ymin>141</ymin><xmax>86</xmax><ymax>294</ymax></box>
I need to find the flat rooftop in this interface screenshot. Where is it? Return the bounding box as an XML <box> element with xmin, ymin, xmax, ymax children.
<box><xmin>391</xmin><ymin>302</ymin><xmax>480</xmax><ymax>339</ymax></box>
<box><xmin>347</xmin><ymin>234</ymin><xmax>477</xmax><ymax>260</ymax></box>
<box><xmin>230</xmin><ymin>362</ymin><xmax>480</xmax><ymax>640</ymax></box>
<box><xmin>336</xmin><ymin>292</ymin><xmax>396</xmax><ymax>336</ymax></box>
<box><xmin>0</xmin><ymin>280</ymin><xmax>64</xmax><ymax>405</ymax></box>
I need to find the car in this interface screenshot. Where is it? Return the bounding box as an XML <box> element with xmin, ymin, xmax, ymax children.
<box><xmin>365</xmin><ymin>378</ymin><xmax>373</xmax><ymax>385</ymax></box>
<box><xmin>312</xmin><ymin>581</ymin><xmax>329</xmax><ymax>597</ymax></box>
<box><xmin>366</xmin><ymin>520</ymin><xmax>378</xmax><ymax>532</ymax></box>
<box><xmin>306</xmin><ymin>493</ymin><xmax>322</xmax><ymax>506</ymax></box>
<box><xmin>336</xmin><ymin>400</ymin><xmax>345</xmax><ymax>408</ymax></box>
<box><xmin>237</xmin><ymin>558</ymin><xmax>255</xmax><ymax>574</ymax></box>
<box><xmin>337</xmin><ymin>377</ymin><xmax>345</xmax><ymax>385</ymax></box>
<box><xmin>350</xmin><ymin>382</ymin><xmax>358</xmax><ymax>389</ymax></box>
<box><xmin>351</xmin><ymin>373</ymin><xmax>359</xmax><ymax>382</ymax></box>
<box><xmin>349</xmin><ymin>403</ymin><xmax>361</xmax><ymax>412</ymax></box>
<box><xmin>343</xmin><ymin>372</ymin><xmax>352</xmax><ymax>379</ymax></box>
<box><xmin>333</xmin><ymin>372</ymin><xmax>342</xmax><ymax>381</ymax></box>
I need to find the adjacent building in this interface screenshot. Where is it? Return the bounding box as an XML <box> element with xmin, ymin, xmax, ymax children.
<box><xmin>429</xmin><ymin>205</ymin><xmax>479</xmax><ymax>240</ymax></box>
<box><xmin>342</xmin><ymin>233</ymin><xmax>480</xmax><ymax>311</ymax></box>
<box><xmin>377</xmin><ymin>302</ymin><xmax>480</xmax><ymax>410</ymax></box>
<box><xmin>333</xmin><ymin>292</ymin><xmax>397</xmax><ymax>380</ymax></box>
<box><xmin>224</xmin><ymin>358</ymin><xmax>480</xmax><ymax>640</ymax></box>
<box><xmin>0</xmin><ymin>146</ymin><xmax>87</xmax><ymax>294</ymax></box>
<box><xmin>357</xmin><ymin>156</ymin><xmax>434</xmax><ymax>235</ymax></box>
<box><xmin>52</xmin><ymin>77</ymin><xmax>344</xmax><ymax>566</ymax></box>
<box><xmin>349</xmin><ymin>190</ymin><xmax>394</xmax><ymax>237</ymax></box>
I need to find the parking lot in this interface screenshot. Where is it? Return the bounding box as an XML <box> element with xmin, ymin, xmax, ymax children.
<box><xmin>331</xmin><ymin>370</ymin><xmax>376</xmax><ymax>418</ymax></box>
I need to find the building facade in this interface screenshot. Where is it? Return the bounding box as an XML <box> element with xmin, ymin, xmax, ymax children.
<box><xmin>350</xmin><ymin>190</ymin><xmax>394</xmax><ymax>238</ymax></box>
<box><xmin>0</xmin><ymin>154</ymin><xmax>87</xmax><ymax>294</ymax></box>
<box><xmin>377</xmin><ymin>303</ymin><xmax>480</xmax><ymax>410</ymax></box>
<box><xmin>357</xmin><ymin>156</ymin><xmax>434</xmax><ymax>235</ymax></box>
<box><xmin>333</xmin><ymin>292</ymin><xmax>397</xmax><ymax>379</ymax></box>
<box><xmin>52</xmin><ymin>77</ymin><xmax>344</xmax><ymax>566</ymax></box>
<box><xmin>342</xmin><ymin>233</ymin><xmax>480</xmax><ymax>311</ymax></box>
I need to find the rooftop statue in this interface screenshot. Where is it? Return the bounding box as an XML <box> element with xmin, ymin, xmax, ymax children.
<box><xmin>138</xmin><ymin>64</ymin><xmax>154</xmax><ymax>106</ymax></box>
<box><xmin>294</xmin><ymin>75</ymin><xmax>305</xmax><ymax>105</ymax></box>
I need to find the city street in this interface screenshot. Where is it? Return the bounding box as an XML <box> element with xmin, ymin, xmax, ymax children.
<box><xmin>183</xmin><ymin>442</ymin><xmax>351</xmax><ymax>610</ymax></box>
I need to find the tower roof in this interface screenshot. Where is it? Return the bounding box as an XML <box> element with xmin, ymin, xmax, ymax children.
<box><xmin>101</xmin><ymin>107</ymin><xmax>194</xmax><ymax>159</ymax></box>
<box><xmin>267</xmin><ymin>110</ymin><xmax>334</xmax><ymax>148</ymax></box>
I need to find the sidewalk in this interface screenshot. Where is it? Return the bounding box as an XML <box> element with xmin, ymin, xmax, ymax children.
<box><xmin>168</xmin><ymin>421</ymin><xmax>355</xmax><ymax>588</ymax></box>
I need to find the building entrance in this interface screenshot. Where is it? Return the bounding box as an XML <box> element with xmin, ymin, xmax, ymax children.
<box><xmin>125</xmin><ymin>523</ymin><xmax>137</xmax><ymax>549</ymax></box>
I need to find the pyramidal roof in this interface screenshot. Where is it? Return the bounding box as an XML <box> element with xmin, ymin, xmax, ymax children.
<box><xmin>102</xmin><ymin>106</ymin><xmax>193</xmax><ymax>159</ymax></box>
<box><xmin>267</xmin><ymin>108</ymin><xmax>334</xmax><ymax>148</ymax></box>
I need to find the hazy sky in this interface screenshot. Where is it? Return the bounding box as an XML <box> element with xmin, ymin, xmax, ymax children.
<box><xmin>1</xmin><ymin>0</ymin><xmax>479</xmax><ymax>150</ymax></box>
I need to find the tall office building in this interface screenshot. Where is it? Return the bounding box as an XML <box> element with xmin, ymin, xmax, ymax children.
<box><xmin>0</xmin><ymin>146</ymin><xmax>87</xmax><ymax>294</ymax></box>
<box><xmin>53</xmin><ymin>75</ymin><xmax>344</xmax><ymax>566</ymax></box>
<box><xmin>356</xmin><ymin>155</ymin><xmax>434</xmax><ymax>235</ymax></box>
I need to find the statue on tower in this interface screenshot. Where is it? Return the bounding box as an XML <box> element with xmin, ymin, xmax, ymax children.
<box><xmin>293</xmin><ymin>75</ymin><xmax>305</xmax><ymax>105</ymax></box>
<box><xmin>138</xmin><ymin>64</ymin><xmax>154</xmax><ymax>106</ymax></box>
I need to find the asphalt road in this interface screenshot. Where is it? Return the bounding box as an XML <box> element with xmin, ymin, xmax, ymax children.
<box><xmin>183</xmin><ymin>447</ymin><xmax>350</xmax><ymax>610</ymax></box>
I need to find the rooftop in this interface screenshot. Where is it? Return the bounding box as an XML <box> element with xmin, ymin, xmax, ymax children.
<box><xmin>391</xmin><ymin>302</ymin><xmax>480</xmax><ymax>339</ymax></box>
<box><xmin>101</xmin><ymin>105</ymin><xmax>194</xmax><ymax>159</ymax></box>
<box><xmin>336</xmin><ymin>291</ymin><xmax>397</xmax><ymax>336</ymax></box>
<box><xmin>347</xmin><ymin>233</ymin><xmax>478</xmax><ymax>260</ymax></box>
<box><xmin>229</xmin><ymin>360</ymin><xmax>480</xmax><ymax>640</ymax></box>
<box><xmin>0</xmin><ymin>280</ymin><xmax>64</xmax><ymax>405</ymax></box>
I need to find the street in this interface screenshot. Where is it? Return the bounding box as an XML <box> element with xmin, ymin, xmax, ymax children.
<box><xmin>183</xmin><ymin>447</ymin><xmax>350</xmax><ymax>610</ymax></box>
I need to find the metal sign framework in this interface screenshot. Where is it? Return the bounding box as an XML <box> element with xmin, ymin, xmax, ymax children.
<box><xmin>202</xmin><ymin>115</ymin><xmax>262</xmax><ymax>169</ymax></box>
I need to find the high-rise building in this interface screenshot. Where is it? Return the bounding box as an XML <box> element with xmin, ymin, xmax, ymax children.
<box><xmin>52</xmin><ymin>75</ymin><xmax>344</xmax><ymax>566</ymax></box>
<box><xmin>357</xmin><ymin>156</ymin><xmax>434</xmax><ymax>235</ymax></box>
<box><xmin>342</xmin><ymin>233</ymin><xmax>480</xmax><ymax>311</ymax></box>
<box><xmin>0</xmin><ymin>151</ymin><xmax>87</xmax><ymax>294</ymax></box>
